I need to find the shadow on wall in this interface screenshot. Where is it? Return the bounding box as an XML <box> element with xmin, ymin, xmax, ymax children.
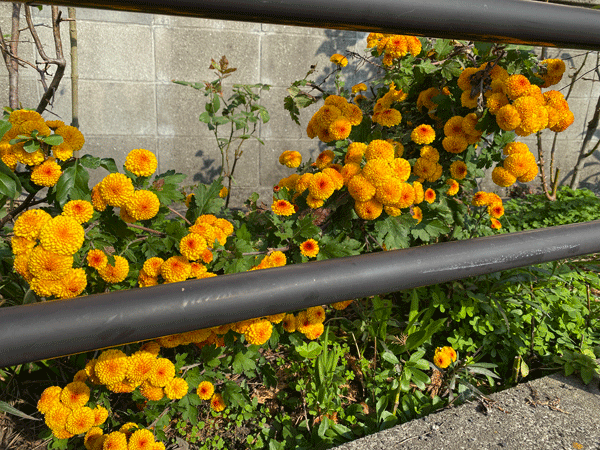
<box><xmin>191</xmin><ymin>149</ymin><xmax>220</xmax><ymax>184</ymax></box>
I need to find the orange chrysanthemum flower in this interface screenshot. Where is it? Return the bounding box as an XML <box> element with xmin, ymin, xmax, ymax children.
<box><xmin>179</xmin><ymin>233</ymin><xmax>208</xmax><ymax>261</ymax></box>
<box><xmin>65</xmin><ymin>406</ymin><xmax>95</xmax><ymax>435</ymax></box>
<box><xmin>345</xmin><ymin>142</ymin><xmax>366</xmax><ymax>164</ymax></box>
<box><xmin>347</xmin><ymin>174</ymin><xmax>376</xmax><ymax>202</ymax></box>
<box><xmin>281</xmin><ymin>314</ymin><xmax>297</xmax><ymax>333</ymax></box>
<box><xmin>394</xmin><ymin>182</ymin><xmax>416</xmax><ymax>209</ymax></box>
<box><xmin>197</xmin><ymin>381</ymin><xmax>215</xmax><ymax>400</ymax></box>
<box><xmin>30</xmin><ymin>158</ymin><xmax>63</xmax><ymax>187</ymax></box>
<box><xmin>55</xmin><ymin>125</ymin><xmax>85</xmax><ymax>152</ymax></box>
<box><xmin>411</xmin><ymin>124</ymin><xmax>435</xmax><ymax>145</ymax></box>
<box><xmin>446</xmin><ymin>179</ymin><xmax>460</xmax><ymax>196</ymax></box>
<box><xmin>98</xmin><ymin>255</ymin><xmax>130</xmax><ymax>283</ymax></box>
<box><xmin>142</xmin><ymin>257</ymin><xmax>164</xmax><ymax>278</ymax></box>
<box><xmin>331</xmin><ymin>300</ymin><xmax>353</xmax><ymax>310</ymax></box>
<box><xmin>504</xmin><ymin>74</ymin><xmax>531</xmax><ymax>100</ymax></box>
<box><xmin>449</xmin><ymin>161</ymin><xmax>468</xmax><ymax>180</ymax></box>
<box><xmin>328</xmin><ymin>118</ymin><xmax>352</xmax><ymax>140</ymax></box>
<box><xmin>306</xmin><ymin>306</ymin><xmax>326</xmax><ymax>324</ymax></box>
<box><xmin>87</xmin><ymin>249</ymin><xmax>108</xmax><ymax>270</ymax></box>
<box><xmin>13</xmin><ymin>209</ymin><xmax>52</xmax><ymax>240</ymax></box>
<box><xmin>56</xmin><ymin>267</ymin><xmax>87</xmax><ymax>299</ymax></box>
<box><xmin>84</xmin><ymin>427</ymin><xmax>104</xmax><ymax>450</ymax></box>
<box><xmin>279</xmin><ymin>150</ymin><xmax>302</xmax><ymax>168</ymax></box>
<box><xmin>300</xmin><ymin>322</ymin><xmax>324</xmax><ymax>340</ymax></box>
<box><xmin>44</xmin><ymin>403</ymin><xmax>71</xmax><ymax>432</ymax></box>
<box><xmin>308</xmin><ymin>172</ymin><xmax>336</xmax><ymax>200</ymax></box>
<box><xmin>124</xmin><ymin>149</ymin><xmax>157</xmax><ymax>177</ymax></box>
<box><xmin>38</xmin><ymin>215</ymin><xmax>85</xmax><ymax>256</ymax></box>
<box><xmin>300</xmin><ymin>239</ymin><xmax>319</xmax><ymax>258</ymax></box>
<box><xmin>127</xmin><ymin>351</ymin><xmax>156</xmax><ymax>384</ymax></box>
<box><xmin>148</xmin><ymin>358</ymin><xmax>175</xmax><ymax>387</ymax></box>
<box><xmin>354</xmin><ymin>198</ymin><xmax>383</xmax><ymax>220</ymax></box>
<box><xmin>92</xmin><ymin>405</ymin><xmax>108</xmax><ymax>426</ymax></box>
<box><xmin>164</xmin><ymin>377</ymin><xmax>189</xmax><ymax>400</ymax></box>
<box><xmin>210</xmin><ymin>393</ymin><xmax>226</xmax><ymax>412</ymax></box>
<box><xmin>495</xmin><ymin>105</ymin><xmax>522</xmax><ymax>131</ymax></box>
<box><xmin>128</xmin><ymin>429</ymin><xmax>156</xmax><ymax>450</ymax></box>
<box><xmin>63</xmin><ymin>200</ymin><xmax>94</xmax><ymax>224</ymax></box>
<box><xmin>139</xmin><ymin>381</ymin><xmax>164</xmax><ymax>401</ymax></box>
<box><xmin>100</xmin><ymin>173</ymin><xmax>135</xmax><ymax>207</ymax></box>
<box><xmin>27</xmin><ymin>245</ymin><xmax>73</xmax><ymax>281</ymax></box>
<box><xmin>245</xmin><ymin>319</ymin><xmax>273</xmax><ymax>346</ymax></box>
<box><xmin>102</xmin><ymin>431</ymin><xmax>128</xmax><ymax>450</ymax></box>
<box><xmin>330</xmin><ymin>53</ymin><xmax>348</xmax><ymax>67</ymax></box>
<box><xmin>37</xmin><ymin>386</ymin><xmax>62</xmax><ymax>414</ymax></box>
<box><xmin>95</xmin><ymin>349</ymin><xmax>129</xmax><ymax>386</ymax></box>
<box><xmin>373</xmin><ymin>108</ymin><xmax>402</xmax><ymax>127</ymax></box>
<box><xmin>10</xmin><ymin>236</ymin><xmax>36</xmax><ymax>255</ymax></box>
<box><xmin>314</xmin><ymin>149</ymin><xmax>335</xmax><ymax>169</ymax></box>
<box><xmin>488</xmin><ymin>202</ymin><xmax>505</xmax><ymax>219</ymax></box>
<box><xmin>492</xmin><ymin>166</ymin><xmax>517</xmax><ymax>187</ymax></box>
<box><xmin>412</xmin><ymin>206</ymin><xmax>423</xmax><ymax>224</ymax></box>
<box><xmin>490</xmin><ymin>218</ymin><xmax>502</xmax><ymax>230</ymax></box>
<box><xmin>126</xmin><ymin>190</ymin><xmax>160</xmax><ymax>221</ymax></box>
<box><xmin>424</xmin><ymin>188</ymin><xmax>436</xmax><ymax>204</ymax></box>
<box><xmin>160</xmin><ymin>255</ymin><xmax>190</xmax><ymax>283</ymax></box>
<box><xmin>271</xmin><ymin>199</ymin><xmax>296</xmax><ymax>216</ymax></box>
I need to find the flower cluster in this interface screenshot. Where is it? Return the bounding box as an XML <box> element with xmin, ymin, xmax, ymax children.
<box><xmin>471</xmin><ymin>190</ymin><xmax>505</xmax><ymax>228</ymax></box>
<box><xmin>366</xmin><ymin>33</ymin><xmax>422</xmax><ymax>66</ymax></box>
<box><xmin>433</xmin><ymin>346</ymin><xmax>457</xmax><ymax>369</ymax></box>
<box><xmin>492</xmin><ymin>142</ymin><xmax>538</xmax><ymax>188</ymax></box>
<box><xmin>11</xmin><ymin>202</ymin><xmax>91</xmax><ymax>299</ymax></box>
<box><xmin>306</xmin><ymin>95</ymin><xmax>363</xmax><ymax>143</ymax></box>
<box><xmin>83</xmin><ymin>347</ymin><xmax>188</xmax><ymax>401</ymax></box>
<box><xmin>137</xmin><ymin>214</ymin><xmax>234</xmax><ymax>286</ymax></box>
<box><xmin>36</xmin><ymin>382</ymin><xmax>107</xmax><ymax>439</ymax></box>
<box><xmin>92</xmin><ymin>149</ymin><xmax>160</xmax><ymax>224</ymax></box>
<box><xmin>0</xmin><ymin>110</ymin><xmax>83</xmax><ymax>184</ymax></box>
<box><xmin>84</xmin><ymin>425</ymin><xmax>165</xmax><ymax>450</ymax></box>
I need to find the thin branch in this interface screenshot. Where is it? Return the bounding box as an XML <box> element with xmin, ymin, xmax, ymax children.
<box><xmin>125</xmin><ymin>223</ymin><xmax>166</xmax><ymax>237</ymax></box>
<box><xmin>167</xmin><ymin>205</ymin><xmax>191</xmax><ymax>225</ymax></box>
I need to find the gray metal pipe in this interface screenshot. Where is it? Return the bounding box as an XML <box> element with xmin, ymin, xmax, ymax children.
<box><xmin>1</xmin><ymin>220</ymin><xmax>599</xmax><ymax>367</ymax></box>
<box><xmin>8</xmin><ymin>0</ymin><xmax>600</xmax><ymax>49</ymax></box>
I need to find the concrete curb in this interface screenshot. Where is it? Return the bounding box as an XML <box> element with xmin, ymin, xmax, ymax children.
<box><xmin>334</xmin><ymin>371</ymin><xmax>600</xmax><ymax>450</ymax></box>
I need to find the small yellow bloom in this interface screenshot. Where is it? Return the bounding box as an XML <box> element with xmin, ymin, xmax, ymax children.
<box><xmin>330</xmin><ymin>53</ymin><xmax>348</xmax><ymax>67</ymax></box>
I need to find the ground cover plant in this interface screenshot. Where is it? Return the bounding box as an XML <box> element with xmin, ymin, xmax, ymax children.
<box><xmin>0</xmin><ymin>35</ymin><xmax>599</xmax><ymax>450</ymax></box>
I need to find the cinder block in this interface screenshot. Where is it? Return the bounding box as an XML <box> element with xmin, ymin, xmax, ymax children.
<box><xmin>70</xmin><ymin>22</ymin><xmax>154</xmax><ymax>81</ymax></box>
<box><xmin>80</xmin><ymin>135</ymin><xmax>159</xmax><ymax>187</ymax></box>
<box><xmin>155</xmin><ymin>15</ymin><xmax>260</xmax><ymax>32</ymax></box>
<box><xmin>33</xmin><ymin>5</ymin><xmax>153</xmax><ymax>25</ymax></box>
<box><xmin>0</xmin><ymin>77</ymin><xmax>45</xmax><ymax>112</ymax></box>
<box><xmin>154</xmin><ymin>27</ymin><xmax>260</xmax><ymax>83</ymax></box>
<box><xmin>261</xmin><ymin>23</ymin><xmax>358</xmax><ymax>38</ymax></box>
<box><xmin>157</xmin><ymin>136</ymin><xmax>260</xmax><ymax>189</ymax></box>
<box><xmin>156</xmin><ymin>83</ymin><xmax>215</xmax><ymax>137</ymax></box>
<box><xmin>260</xmin><ymin>33</ymin><xmax>360</xmax><ymax>87</ymax></box>
<box><xmin>259</xmin><ymin>139</ymin><xmax>321</xmax><ymax>188</ymax></box>
<box><xmin>78</xmin><ymin>80</ymin><xmax>156</xmax><ymax>136</ymax></box>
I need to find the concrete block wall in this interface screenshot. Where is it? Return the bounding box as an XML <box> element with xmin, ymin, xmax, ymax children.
<box><xmin>1</xmin><ymin>1</ymin><xmax>599</xmax><ymax>206</ymax></box>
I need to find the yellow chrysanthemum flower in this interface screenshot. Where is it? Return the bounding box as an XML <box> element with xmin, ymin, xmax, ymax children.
<box><xmin>365</xmin><ymin>140</ymin><xmax>394</xmax><ymax>161</ymax></box>
<box><xmin>347</xmin><ymin>174</ymin><xmax>375</xmax><ymax>202</ymax></box>
<box><xmin>91</xmin><ymin>184</ymin><xmax>107</xmax><ymax>212</ymax></box>
<box><xmin>56</xmin><ymin>267</ymin><xmax>87</xmax><ymax>299</ymax></box>
<box><xmin>10</xmin><ymin>235</ymin><xmax>36</xmax><ymax>255</ymax></box>
<box><xmin>84</xmin><ymin>426</ymin><xmax>104</xmax><ymax>450</ymax></box>
<box><xmin>244</xmin><ymin>319</ymin><xmax>273</xmax><ymax>346</ymax></box>
<box><xmin>424</xmin><ymin>188</ymin><xmax>436</xmax><ymax>204</ymax></box>
<box><xmin>164</xmin><ymin>377</ymin><xmax>189</xmax><ymax>400</ymax></box>
<box><xmin>30</xmin><ymin>158</ymin><xmax>63</xmax><ymax>187</ymax></box>
<box><xmin>412</xmin><ymin>206</ymin><xmax>423</xmax><ymax>223</ymax></box>
<box><xmin>351</xmin><ymin>82</ymin><xmax>367</xmax><ymax>94</ymax></box>
<box><xmin>278</xmin><ymin>150</ymin><xmax>302</xmax><ymax>168</ymax></box>
<box><xmin>99</xmin><ymin>173</ymin><xmax>135</xmax><ymax>207</ymax></box>
<box><xmin>433</xmin><ymin>346</ymin><xmax>457</xmax><ymax>369</ymax></box>
<box><xmin>488</xmin><ymin>202</ymin><xmax>505</xmax><ymax>219</ymax></box>
<box><xmin>372</xmin><ymin>108</ymin><xmax>402</xmax><ymax>127</ymax></box>
<box><xmin>95</xmin><ymin>349</ymin><xmax>129</xmax><ymax>386</ymax></box>
<box><xmin>495</xmin><ymin>104</ymin><xmax>522</xmax><ymax>131</ymax></box>
<box><xmin>271</xmin><ymin>199</ymin><xmax>296</xmax><ymax>216</ymax></box>
<box><xmin>442</xmin><ymin>135</ymin><xmax>468</xmax><ymax>154</ymax></box>
<box><xmin>492</xmin><ymin>166</ymin><xmax>517</xmax><ymax>187</ymax></box>
<box><xmin>13</xmin><ymin>209</ymin><xmax>52</xmax><ymax>240</ymax></box>
<box><xmin>92</xmin><ymin>405</ymin><xmax>108</xmax><ymax>427</ymax></box>
<box><xmin>445</xmin><ymin>179</ymin><xmax>460</xmax><ymax>196</ymax></box>
<box><xmin>124</xmin><ymin>149</ymin><xmax>157</xmax><ymax>177</ymax></box>
<box><xmin>139</xmin><ymin>381</ymin><xmax>164</xmax><ymax>401</ymax></box>
<box><xmin>197</xmin><ymin>381</ymin><xmax>215</xmax><ymax>400</ymax></box>
<box><xmin>300</xmin><ymin>322</ymin><xmax>324</xmax><ymax>340</ymax></box>
<box><xmin>486</xmin><ymin>92</ymin><xmax>509</xmax><ymax>115</ymax></box>
<box><xmin>375</xmin><ymin>178</ymin><xmax>401</xmax><ymax>206</ymax></box>
<box><xmin>503</xmin><ymin>151</ymin><xmax>537</xmax><ymax>178</ymax></box>
<box><xmin>126</xmin><ymin>189</ymin><xmax>160</xmax><ymax>221</ymax></box>
<box><xmin>328</xmin><ymin>117</ymin><xmax>352</xmax><ymax>140</ymax></box>
<box><xmin>38</xmin><ymin>215</ymin><xmax>84</xmax><ymax>256</ymax></box>
<box><xmin>9</xmin><ymin>109</ymin><xmax>43</xmax><ymax>126</ymax></box>
<box><xmin>37</xmin><ymin>386</ymin><xmax>62</xmax><ymax>414</ymax></box>
<box><xmin>44</xmin><ymin>403</ymin><xmax>71</xmax><ymax>431</ymax></box>
<box><xmin>160</xmin><ymin>255</ymin><xmax>191</xmax><ymax>283</ymax></box>
<box><xmin>148</xmin><ymin>357</ymin><xmax>175</xmax><ymax>387</ymax></box>
<box><xmin>314</xmin><ymin>149</ymin><xmax>336</xmax><ymax>169</ymax></box>
<box><xmin>126</xmin><ymin>351</ymin><xmax>156</xmax><ymax>384</ymax></box>
<box><xmin>331</xmin><ymin>300</ymin><xmax>353</xmax><ymax>310</ymax></box>
<box><xmin>345</xmin><ymin>143</ymin><xmax>366</xmax><ymax>164</ymax></box>
<box><xmin>0</xmin><ymin>142</ymin><xmax>18</xmax><ymax>170</ymax></box>
<box><xmin>102</xmin><ymin>431</ymin><xmax>128</xmax><ymax>450</ymax></box>
<box><xmin>308</xmin><ymin>172</ymin><xmax>336</xmax><ymax>200</ymax></box>
<box><xmin>179</xmin><ymin>233</ymin><xmax>208</xmax><ymax>261</ymax></box>
<box><xmin>330</xmin><ymin>53</ymin><xmax>348</xmax><ymax>67</ymax></box>
<box><xmin>504</xmin><ymin>74</ymin><xmax>531</xmax><ymax>100</ymax></box>
<box><xmin>393</xmin><ymin>183</ymin><xmax>416</xmax><ymax>209</ymax></box>
<box><xmin>354</xmin><ymin>198</ymin><xmax>383</xmax><ymax>220</ymax></box>
<box><xmin>65</xmin><ymin>406</ymin><xmax>95</xmax><ymax>435</ymax></box>
<box><xmin>62</xmin><ymin>200</ymin><xmax>94</xmax><ymax>224</ymax></box>
<box><xmin>52</xmin><ymin>142</ymin><xmax>74</xmax><ymax>161</ymax></box>
<box><xmin>411</xmin><ymin>124</ymin><xmax>435</xmax><ymax>145</ymax></box>
<box><xmin>98</xmin><ymin>255</ymin><xmax>129</xmax><ymax>283</ymax></box>
<box><xmin>55</xmin><ymin>125</ymin><xmax>85</xmax><ymax>152</ymax></box>
<box><xmin>27</xmin><ymin>245</ymin><xmax>73</xmax><ymax>281</ymax></box>
<box><xmin>306</xmin><ymin>306</ymin><xmax>326</xmax><ymax>324</ymax></box>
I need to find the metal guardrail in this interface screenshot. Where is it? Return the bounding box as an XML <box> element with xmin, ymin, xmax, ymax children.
<box><xmin>9</xmin><ymin>0</ymin><xmax>600</xmax><ymax>50</ymax></box>
<box><xmin>1</xmin><ymin>220</ymin><xmax>599</xmax><ymax>367</ymax></box>
<box><xmin>1</xmin><ymin>0</ymin><xmax>600</xmax><ymax>367</ymax></box>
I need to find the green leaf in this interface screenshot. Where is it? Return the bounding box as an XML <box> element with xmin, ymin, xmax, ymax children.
<box><xmin>520</xmin><ymin>360</ymin><xmax>529</xmax><ymax>378</ymax></box>
<box><xmin>0</xmin><ymin>160</ymin><xmax>21</xmax><ymax>199</ymax></box>
<box><xmin>410</xmin><ymin>369</ymin><xmax>430</xmax><ymax>390</ymax></box>
<box><xmin>189</xmin><ymin>178</ymin><xmax>224</xmax><ymax>217</ymax></box>
<box><xmin>0</xmin><ymin>401</ymin><xmax>41</xmax><ymax>420</ymax></box>
<box><xmin>295</xmin><ymin>341</ymin><xmax>322</xmax><ymax>359</ymax></box>
<box><xmin>79</xmin><ymin>154</ymin><xmax>101</xmax><ymax>169</ymax></box>
<box><xmin>23</xmin><ymin>139</ymin><xmax>40</xmax><ymax>153</ymax></box>
<box><xmin>42</xmin><ymin>134</ymin><xmax>64</xmax><ymax>146</ymax></box>
<box><xmin>433</xmin><ymin>39</ymin><xmax>453</xmax><ymax>58</ymax></box>
<box><xmin>0</xmin><ymin>119</ymin><xmax>11</xmax><ymax>140</ymax></box>
<box><xmin>381</xmin><ymin>351</ymin><xmax>399</xmax><ymax>365</ymax></box>
<box><xmin>199</xmin><ymin>111</ymin><xmax>211</xmax><ymax>123</ymax></box>
<box><xmin>232</xmin><ymin>350</ymin><xmax>257</xmax><ymax>375</ymax></box>
<box><xmin>54</xmin><ymin>161</ymin><xmax>90</xmax><ymax>206</ymax></box>
<box><xmin>580</xmin><ymin>366</ymin><xmax>595</xmax><ymax>385</ymax></box>
<box><xmin>99</xmin><ymin>157</ymin><xmax>118</xmax><ymax>173</ymax></box>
